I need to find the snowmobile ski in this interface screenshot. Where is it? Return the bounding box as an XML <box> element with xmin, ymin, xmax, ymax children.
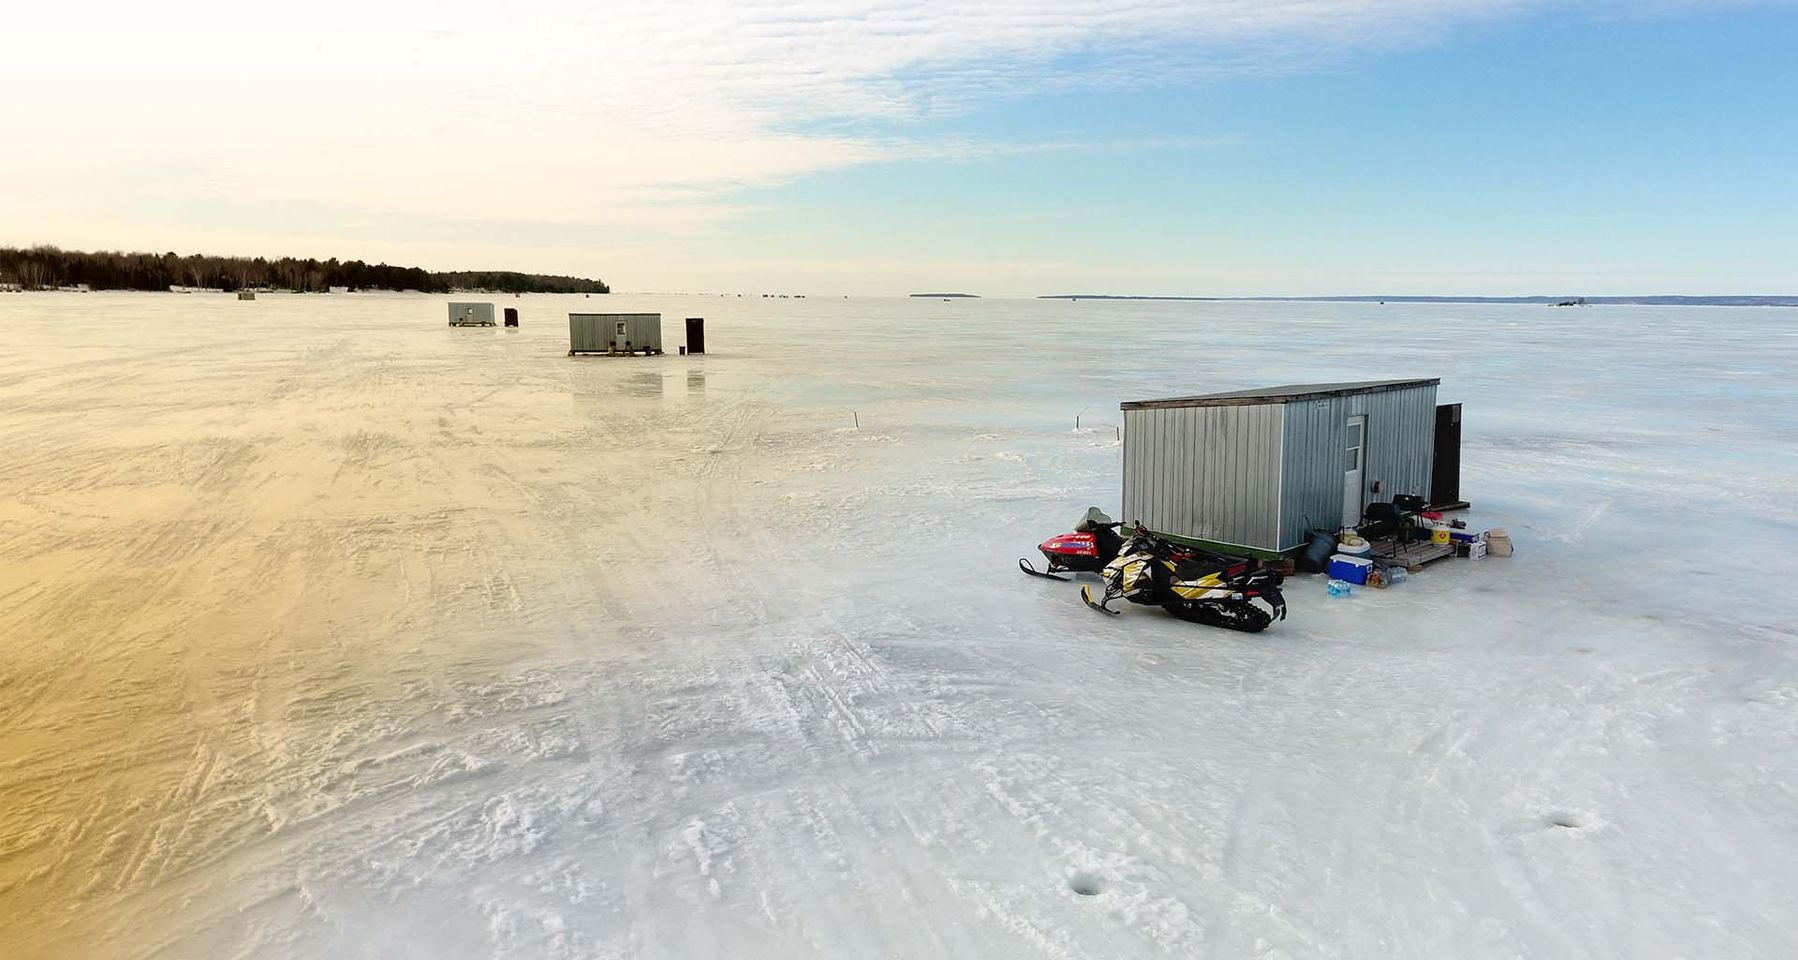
<box><xmin>1081</xmin><ymin>585</ymin><xmax>1119</xmax><ymax>614</ymax></box>
<box><xmin>1019</xmin><ymin>558</ymin><xmax>1070</xmax><ymax>580</ymax></box>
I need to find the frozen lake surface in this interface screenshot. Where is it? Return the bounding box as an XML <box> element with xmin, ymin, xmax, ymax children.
<box><xmin>2</xmin><ymin>292</ymin><xmax>1795</xmax><ymax>959</ymax></box>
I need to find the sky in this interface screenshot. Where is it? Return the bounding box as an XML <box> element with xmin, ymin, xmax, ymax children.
<box><xmin>3</xmin><ymin>0</ymin><xmax>1794</xmax><ymax>296</ymax></box>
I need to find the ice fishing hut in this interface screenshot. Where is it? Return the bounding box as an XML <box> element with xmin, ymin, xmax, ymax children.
<box><xmin>1120</xmin><ymin>379</ymin><xmax>1443</xmax><ymax>556</ymax></box>
<box><xmin>449</xmin><ymin>302</ymin><xmax>496</xmax><ymax>326</ymax></box>
<box><xmin>568</xmin><ymin>313</ymin><xmax>663</xmax><ymax>355</ymax></box>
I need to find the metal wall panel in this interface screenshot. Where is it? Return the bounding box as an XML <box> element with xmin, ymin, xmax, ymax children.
<box><xmin>625</xmin><ymin>314</ymin><xmax>663</xmax><ymax>352</ymax></box>
<box><xmin>568</xmin><ymin>313</ymin><xmax>608</xmax><ymax>353</ymax></box>
<box><xmin>1277</xmin><ymin>383</ymin><xmax>1437</xmax><ymax>548</ymax></box>
<box><xmin>568</xmin><ymin>313</ymin><xmax>663</xmax><ymax>353</ymax></box>
<box><xmin>1276</xmin><ymin>397</ymin><xmax>1339</xmax><ymax>547</ymax></box>
<box><xmin>1121</xmin><ymin>402</ymin><xmax>1284</xmax><ymax>551</ymax></box>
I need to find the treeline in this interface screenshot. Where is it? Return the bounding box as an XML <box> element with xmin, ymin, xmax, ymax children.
<box><xmin>0</xmin><ymin>246</ymin><xmax>609</xmax><ymax>294</ymax></box>
<box><xmin>432</xmin><ymin>270</ymin><xmax>610</xmax><ymax>294</ymax></box>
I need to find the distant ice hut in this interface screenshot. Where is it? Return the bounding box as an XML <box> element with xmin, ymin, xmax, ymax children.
<box><xmin>448</xmin><ymin>302</ymin><xmax>496</xmax><ymax>327</ymax></box>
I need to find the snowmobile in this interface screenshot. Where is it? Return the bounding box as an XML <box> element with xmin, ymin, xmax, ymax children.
<box><xmin>1019</xmin><ymin>507</ymin><xmax>1128</xmax><ymax>580</ymax></box>
<box><xmin>1080</xmin><ymin>523</ymin><xmax>1287</xmax><ymax>632</ymax></box>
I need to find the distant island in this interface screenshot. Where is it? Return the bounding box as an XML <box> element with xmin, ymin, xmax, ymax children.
<box><xmin>1041</xmin><ymin>294</ymin><xmax>1798</xmax><ymax>307</ymax></box>
<box><xmin>910</xmin><ymin>293</ymin><xmax>980</xmax><ymax>298</ymax></box>
<box><xmin>0</xmin><ymin>245</ymin><xmax>609</xmax><ymax>294</ymax></box>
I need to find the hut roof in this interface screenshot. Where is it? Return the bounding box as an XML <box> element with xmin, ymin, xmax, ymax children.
<box><xmin>1121</xmin><ymin>378</ymin><xmax>1438</xmax><ymax>410</ymax></box>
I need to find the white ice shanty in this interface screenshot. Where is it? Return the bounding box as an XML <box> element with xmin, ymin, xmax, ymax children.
<box><xmin>448</xmin><ymin>302</ymin><xmax>496</xmax><ymax>326</ymax></box>
<box><xmin>1120</xmin><ymin>378</ymin><xmax>1441</xmax><ymax>555</ymax></box>
<box><xmin>568</xmin><ymin>313</ymin><xmax>663</xmax><ymax>355</ymax></box>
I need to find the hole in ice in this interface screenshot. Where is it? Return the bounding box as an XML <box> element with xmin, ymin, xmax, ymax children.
<box><xmin>1545</xmin><ymin>811</ymin><xmax>1585</xmax><ymax>829</ymax></box>
<box><xmin>1068</xmin><ymin>872</ymin><xmax>1103</xmax><ymax>897</ymax></box>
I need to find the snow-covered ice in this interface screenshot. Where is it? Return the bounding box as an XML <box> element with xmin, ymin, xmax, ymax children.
<box><xmin>1</xmin><ymin>293</ymin><xmax>1795</xmax><ymax>958</ymax></box>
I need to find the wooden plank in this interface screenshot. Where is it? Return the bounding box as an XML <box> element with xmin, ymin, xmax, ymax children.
<box><xmin>1369</xmin><ymin>538</ymin><xmax>1454</xmax><ymax>568</ymax></box>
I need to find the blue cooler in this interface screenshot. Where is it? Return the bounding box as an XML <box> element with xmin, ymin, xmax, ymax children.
<box><xmin>1328</xmin><ymin>553</ymin><xmax>1372</xmax><ymax>585</ymax></box>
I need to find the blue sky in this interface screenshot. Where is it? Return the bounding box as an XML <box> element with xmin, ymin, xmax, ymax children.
<box><xmin>717</xmin><ymin>6</ymin><xmax>1798</xmax><ymax>295</ymax></box>
<box><xmin>4</xmin><ymin>1</ymin><xmax>1794</xmax><ymax>295</ymax></box>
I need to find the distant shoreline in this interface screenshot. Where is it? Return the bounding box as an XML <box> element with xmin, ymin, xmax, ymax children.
<box><xmin>1040</xmin><ymin>294</ymin><xmax>1798</xmax><ymax>307</ymax></box>
<box><xmin>0</xmin><ymin>245</ymin><xmax>610</xmax><ymax>295</ymax></box>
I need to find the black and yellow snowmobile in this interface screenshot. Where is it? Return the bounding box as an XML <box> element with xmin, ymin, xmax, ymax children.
<box><xmin>1080</xmin><ymin>523</ymin><xmax>1286</xmax><ymax>632</ymax></box>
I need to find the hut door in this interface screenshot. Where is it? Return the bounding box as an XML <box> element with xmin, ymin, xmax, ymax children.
<box><xmin>1342</xmin><ymin>415</ymin><xmax>1366</xmax><ymax>527</ymax></box>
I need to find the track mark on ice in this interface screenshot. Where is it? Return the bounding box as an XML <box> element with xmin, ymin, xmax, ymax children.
<box><xmin>1540</xmin><ymin>809</ymin><xmax>1601</xmax><ymax>833</ymax></box>
<box><xmin>1547</xmin><ymin>499</ymin><xmax>1610</xmax><ymax>543</ymax></box>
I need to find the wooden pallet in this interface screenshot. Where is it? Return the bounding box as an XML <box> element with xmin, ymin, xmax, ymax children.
<box><xmin>1369</xmin><ymin>539</ymin><xmax>1455</xmax><ymax>570</ymax></box>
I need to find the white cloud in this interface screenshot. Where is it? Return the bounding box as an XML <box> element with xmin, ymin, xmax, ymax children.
<box><xmin>1</xmin><ymin>0</ymin><xmax>1614</xmax><ymax>282</ymax></box>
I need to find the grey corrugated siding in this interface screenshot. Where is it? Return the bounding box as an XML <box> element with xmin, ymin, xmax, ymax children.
<box><xmin>569</xmin><ymin>314</ymin><xmax>606</xmax><ymax>352</ymax></box>
<box><xmin>1121</xmin><ymin>403</ymin><xmax>1284</xmax><ymax>551</ymax></box>
<box><xmin>1276</xmin><ymin>383</ymin><xmax>1437</xmax><ymax>549</ymax></box>
<box><xmin>626</xmin><ymin>315</ymin><xmax>663</xmax><ymax>352</ymax></box>
<box><xmin>448</xmin><ymin>302</ymin><xmax>495</xmax><ymax>325</ymax></box>
<box><xmin>569</xmin><ymin>313</ymin><xmax>663</xmax><ymax>353</ymax></box>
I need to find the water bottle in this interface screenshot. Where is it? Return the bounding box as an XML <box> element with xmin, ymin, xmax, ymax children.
<box><xmin>1327</xmin><ymin>579</ymin><xmax>1352</xmax><ymax>598</ymax></box>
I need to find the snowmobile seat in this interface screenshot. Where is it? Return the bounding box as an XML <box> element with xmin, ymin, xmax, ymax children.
<box><xmin>1172</xmin><ymin>557</ymin><xmax>1222</xmax><ymax>581</ymax></box>
<box><xmin>1172</xmin><ymin>553</ymin><xmax>1248</xmax><ymax>581</ymax></box>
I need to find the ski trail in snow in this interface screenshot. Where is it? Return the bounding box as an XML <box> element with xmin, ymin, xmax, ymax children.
<box><xmin>1546</xmin><ymin>498</ymin><xmax>1611</xmax><ymax>543</ymax></box>
<box><xmin>3</xmin><ymin>295</ymin><xmax>1797</xmax><ymax>959</ymax></box>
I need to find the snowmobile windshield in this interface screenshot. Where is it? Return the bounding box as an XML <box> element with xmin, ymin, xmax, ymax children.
<box><xmin>1120</xmin><ymin>533</ymin><xmax>1156</xmax><ymax>555</ymax></box>
<box><xmin>1076</xmin><ymin>507</ymin><xmax>1114</xmax><ymax>532</ymax></box>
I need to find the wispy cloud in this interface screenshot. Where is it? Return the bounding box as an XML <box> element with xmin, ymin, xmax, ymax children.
<box><xmin>3</xmin><ymin>0</ymin><xmax>1610</xmax><ymax>271</ymax></box>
